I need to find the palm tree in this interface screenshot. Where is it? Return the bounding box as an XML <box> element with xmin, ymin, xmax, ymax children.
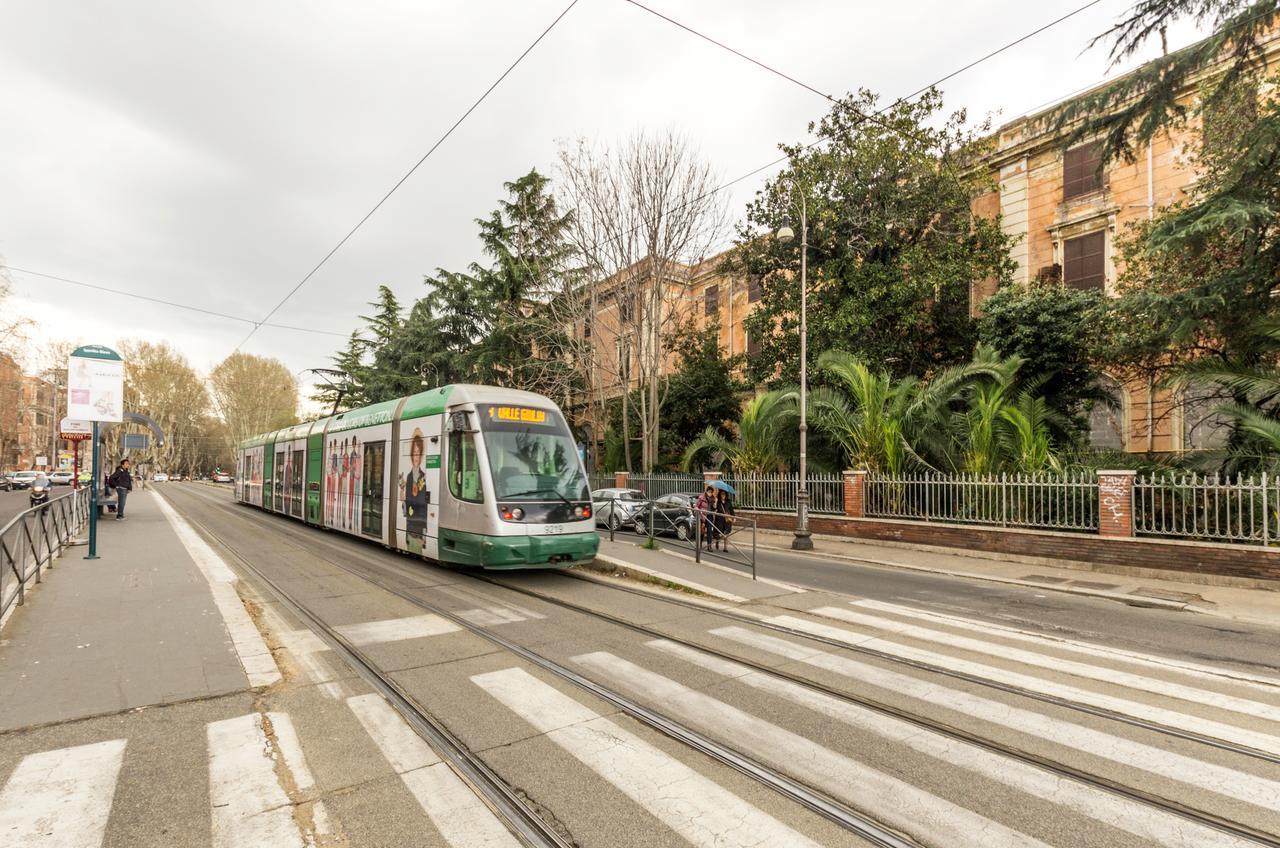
<box><xmin>810</xmin><ymin>350</ymin><xmax>999</xmax><ymax>474</ymax></box>
<box><xmin>1180</xmin><ymin>319</ymin><xmax>1280</xmax><ymax>473</ymax></box>
<box><xmin>681</xmin><ymin>389</ymin><xmax>798</xmax><ymax>473</ymax></box>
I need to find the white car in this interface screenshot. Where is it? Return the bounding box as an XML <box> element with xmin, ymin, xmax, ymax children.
<box><xmin>211</xmin><ymin>472</ymin><xmax>233</xmax><ymax>483</ymax></box>
<box><xmin>48</xmin><ymin>470</ymin><xmax>75</xmax><ymax>486</ymax></box>
<box><xmin>153</xmin><ymin>473</ymin><xmax>169</xmax><ymax>482</ymax></box>
<box><xmin>591</xmin><ymin>488</ymin><xmax>648</xmax><ymax>530</ymax></box>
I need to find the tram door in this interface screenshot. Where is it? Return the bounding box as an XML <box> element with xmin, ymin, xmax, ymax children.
<box><xmin>442</xmin><ymin>410</ymin><xmax>486</xmax><ymax>551</ymax></box>
<box><xmin>290</xmin><ymin>449</ymin><xmax>305</xmax><ymax>517</ymax></box>
<box><xmin>360</xmin><ymin>441</ymin><xmax>385</xmax><ymax>538</ymax></box>
<box><xmin>274</xmin><ymin>449</ymin><xmax>286</xmax><ymax>513</ymax></box>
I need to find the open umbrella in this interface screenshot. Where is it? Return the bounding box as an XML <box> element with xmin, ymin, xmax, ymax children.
<box><xmin>708</xmin><ymin>479</ymin><xmax>737</xmax><ymax>496</ymax></box>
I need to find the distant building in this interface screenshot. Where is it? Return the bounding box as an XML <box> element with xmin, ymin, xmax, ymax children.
<box><xmin>573</xmin><ymin>25</ymin><xmax>1280</xmax><ymax>460</ymax></box>
<box><xmin>0</xmin><ymin>353</ymin><xmax>21</xmax><ymax>470</ymax></box>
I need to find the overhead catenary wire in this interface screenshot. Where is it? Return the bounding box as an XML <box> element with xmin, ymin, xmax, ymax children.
<box><xmin>610</xmin><ymin>0</ymin><xmax>1116</xmax><ymax>255</ymax></box>
<box><xmin>0</xmin><ymin>265</ymin><xmax>350</xmax><ymax>338</ymax></box>
<box><xmin>234</xmin><ymin>0</ymin><xmax>582</xmax><ymax>353</ymax></box>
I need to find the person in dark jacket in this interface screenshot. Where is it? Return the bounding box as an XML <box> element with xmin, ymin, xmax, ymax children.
<box><xmin>713</xmin><ymin>489</ymin><xmax>735</xmax><ymax>551</ymax></box>
<box><xmin>108</xmin><ymin>460</ymin><xmax>134</xmax><ymax>520</ymax></box>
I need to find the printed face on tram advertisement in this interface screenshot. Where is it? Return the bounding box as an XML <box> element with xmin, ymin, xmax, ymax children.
<box><xmin>401</xmin><ymin>427</ymin><xmax>428</xmax><ymax>554</ymax></box>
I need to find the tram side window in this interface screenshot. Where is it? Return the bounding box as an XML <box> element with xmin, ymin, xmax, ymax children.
<box><xmin>448</xmin><ymin>430</ymin><xmax>484</xmax><ymax>503</ymax></box>
<box><xmin>360</xmin><ymin>441</ymin><xmax>385</xmax><ymax>536</ymax></box>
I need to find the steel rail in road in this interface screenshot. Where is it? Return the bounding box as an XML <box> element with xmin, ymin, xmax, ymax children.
<box><xmin>170</xmin><ymin>483</ymin><xmax>1280</xmax><ymax>848</ymax></box>
<box><xmin>472</xmin><ymin>573</ymin><xmax>1280</xmax><ymax>848</ymax></box>
<box><xmin>168</xmin><ymin>500</ymin><xmax>574</xmax><ymax>848</ymax></box>
<box><xmin>167</xmin><ymin>485</ymin><xmax>922</xmax><ymax>848</ymax></box>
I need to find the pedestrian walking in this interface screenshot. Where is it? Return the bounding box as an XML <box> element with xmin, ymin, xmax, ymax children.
<box><xmin>713</xmin><ymin>489</ymin><xmax>735</xmax><ymax>551</ymax></box>
<box><xmin>108</xmin><ymin>459</ymin><xmax>134</xmax><ymax>521</ymax></box>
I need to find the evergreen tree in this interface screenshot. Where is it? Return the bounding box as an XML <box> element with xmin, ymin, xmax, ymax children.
<box><xmin>724</xmin><ymin>88</ymin><xmax>1014</xmax><ymax>386</ymax></box>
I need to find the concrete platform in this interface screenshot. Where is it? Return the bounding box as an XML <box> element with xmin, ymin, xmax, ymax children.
<box><xmin>0</xmin><ymin>491</ymin><xmax>254</xmax><ymax>731</ymax></box>
<box><xmin>588</xmin><ymin>538</ymin><xmax>800</xmax><ymax>603</ymax></box>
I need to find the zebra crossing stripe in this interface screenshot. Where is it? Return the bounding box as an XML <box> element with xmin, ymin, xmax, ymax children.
<box><xmin>334</xmin><ymin>614</ymin><xmax>459</xmax><ymax>646</ymax></box>
<box><xmin>572</xmin><ymin>651</ymin><xmax>1051</xmax><ymax>848</ymax></box>
<box><xmin>851</xmin><ymin>599</ymin><xmax>1280</xmax><ymax>690</ymax></box>
<box><xmin>471</xmin><ymin>667</ymin><xmax>825</xmax><ymax>848</ymax></box>
<box><xmin>812</xmin><ymin>606</ymin><xmax>1280</xmax><ymax>722</ymax></box>
<box><xmin>0</xmin><ymin>739</ymin><xmax>126</xmax><ymax>848</ymax></box>
<box><xmin>711</xmin><ymin>624</ymin><xmax>1280</xmax><ymax>811</ymax></box>
<box><xmin>345</xmin><ymin>694</ymin><xmax>520</xmax><ymax>847</ymax></box>
<box><xmin>768</xmin><ymin>614</ymin><xmax>1280</xmax><ymax>755</ymax></box>
<box><xmin>206</xmin><ymin>713</ymin><xmax>307</xmax><ymax>848</ymax></box>
<box><xmin>648</xmin><ymin>638</ymin><xmax>1258</xmax><ymax>848</ymax></box>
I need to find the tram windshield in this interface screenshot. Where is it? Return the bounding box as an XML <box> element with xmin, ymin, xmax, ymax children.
<box><xmin>479</xmin><ymin>404</ymin><xmax>588</xmax><ymax>502</ymax></box>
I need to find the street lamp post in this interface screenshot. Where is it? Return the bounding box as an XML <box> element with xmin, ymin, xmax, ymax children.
<box><xmin>776</xmin><ymin>184</ymin><xmax>813</xmax><ymax>551</ymax></box>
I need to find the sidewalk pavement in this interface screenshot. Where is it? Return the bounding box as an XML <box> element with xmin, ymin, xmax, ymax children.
<box><xmin>0</xmin><ymin>489</ymin><xmax>275</xmax><ymax>732</ymax></box>
<box><xmin>591</xmin><ymin>538</ymin><xmax>799</xmax><ymax>603</ymax></box>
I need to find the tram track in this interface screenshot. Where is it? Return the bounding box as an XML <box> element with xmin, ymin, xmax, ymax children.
<box><xmin>168</xmin><ymin>484</ymin><xmax>1280</xmax><ymax>847</ymax></box>
<box><xmin>166</xmin><ymin>485</ymin><xmax>921</xmax><ymax>848</ymax></box>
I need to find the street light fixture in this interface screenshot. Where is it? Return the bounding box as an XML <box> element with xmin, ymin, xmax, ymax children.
<box><xmin>775</xmin><ymin>179</ymin><xmax>813</xmax><ymax>551</ymax></box>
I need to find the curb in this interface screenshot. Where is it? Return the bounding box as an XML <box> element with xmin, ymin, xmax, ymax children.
<box><xmin>582</xmin><ymin>554</ymin><xmax>750</xmax><ymax>603</ymax></box>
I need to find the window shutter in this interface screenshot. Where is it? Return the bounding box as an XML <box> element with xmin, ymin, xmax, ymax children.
<box><xmin>747</xmin><ymin>277</ymin><xmax>762</xmax><ymax>303</ymax></box>
<box><xmin>746</xmin><ymin>330</ymin><xmax>761</xmax><ymax>357</ymax></box>
<box><xmin>1063</xmin><ymin>231</ymin><xmax>1105</xmax><ymax>290</ymax></box>
<box><xmin>704</xmin><ymin>284</ymin><xmax>719</xmax><ymax>316</ymax></box>
<box><xmin>1063</xmin><ymin>142</ymin><xmax>1103</xmax><ymax>200</ymax></box>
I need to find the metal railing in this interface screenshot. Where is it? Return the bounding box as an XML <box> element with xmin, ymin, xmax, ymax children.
<box><xmin>604</xmin><ymin>494</ymin><xmax>757</xmax><ymax>578</ymax></box>
<box><xmin>1135</xmin><ymin>472</ymin><xmax>1278</xmax><ymax>544</ymax></box>
<box><xmin>723</xmin><ymin>472</ymin><xmax>845</xmax><ymax>515</ymax></box>
<box><xmin>588</xmin><ymin>471</ymin><xmax>614</xmax><ymax>491</ymax></box>
<box><xmin>1</xmin><ymin>488</ymin><xmax>91</xmax><ymax>624</ymax></box>
<box><xmin>865</xmin><ymin>471</ymin><xmax>1100</xmax><ymax>532</ymax></box>
<box><xmin>627</xmin><ymin>473</ymin><xmax>705</xmax><ymax>499</ymax></box>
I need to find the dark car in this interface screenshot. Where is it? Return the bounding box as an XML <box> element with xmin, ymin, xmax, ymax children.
<box><xmin>630</xmin><ymin>491</ymin><xmax>702</xmax><ymax>540</ymax></box>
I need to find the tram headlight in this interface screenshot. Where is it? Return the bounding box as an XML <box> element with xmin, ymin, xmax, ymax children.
<box><xmin>573</xmin><ymin>505</ymin><xmax>585</xmax><ymax>519</ymax></box>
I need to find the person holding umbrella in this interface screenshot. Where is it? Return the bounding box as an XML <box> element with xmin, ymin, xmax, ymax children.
<box><xmin>713</xmin><ymin>486</ymin><xmax>736</xmax><ymax>550</ymax></box>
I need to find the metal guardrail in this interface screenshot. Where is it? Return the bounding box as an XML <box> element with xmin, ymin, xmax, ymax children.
<box><xmin>1</xmin><ymin>488</ymin><xmax>91</xmax><ymax>623</ymax></box>
<box><xmin>865</xmin><ymin>471</ymin><xmax>1100</xmax><ymax>533</ymax></box>
<box><xmin>1135</xmin><ymin>472</ymin><xmax>1277</xmax><ymax>544</ymax></box>
<box><xmin>602</xmin><ymin>495</ymin><xmax>757</xmax><ymax>579</ymax></box>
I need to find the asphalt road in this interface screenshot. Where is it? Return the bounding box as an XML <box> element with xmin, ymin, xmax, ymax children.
<box><xmin>630</xmin><ymin>529</ymin><xmax>1280</xmax><ymax>675</ymax></box>
<box><xmin>0</xmin><ymin>483</ymin><xmax>80</xmax><ymax>528</ymax></box>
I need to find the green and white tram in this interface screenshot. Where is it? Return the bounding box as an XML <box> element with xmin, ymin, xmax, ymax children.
<box><xmin>234</xmin><ymin>384</ymin><xmax>599</xmax><ymax>569</ymax></box>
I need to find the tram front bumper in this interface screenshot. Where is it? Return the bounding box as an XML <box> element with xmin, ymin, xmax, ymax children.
<box><xmin>439</xmin><ymin>529</ymin><xmax>599</xmax><ymax>569</ymax></box>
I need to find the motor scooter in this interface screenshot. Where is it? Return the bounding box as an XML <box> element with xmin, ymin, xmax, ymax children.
<box><xmin>29</xmin><ymin>477</ymin><xmax>51</xmax><ymax>509</ymax></box>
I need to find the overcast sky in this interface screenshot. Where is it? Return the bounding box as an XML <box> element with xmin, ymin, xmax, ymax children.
<box><xmin>1</xmin><ymin>0</ymin><xmax>1205</xmax><ymax>405</ymax></box>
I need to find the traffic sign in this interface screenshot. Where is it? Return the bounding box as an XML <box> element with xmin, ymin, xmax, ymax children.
<box><xmin>59</xmin><ymin>417</ymin><xmax>93</xmax><ymax>442</ymax></box>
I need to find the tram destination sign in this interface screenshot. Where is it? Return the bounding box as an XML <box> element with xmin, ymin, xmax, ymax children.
<box><xmin>488</xmin><ymin>405</ymin><xmax>548</xmax><ymax>424</ymax></box>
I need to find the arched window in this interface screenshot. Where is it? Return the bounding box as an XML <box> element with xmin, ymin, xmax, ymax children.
<box><xmin>1181</xmin><ymin>384</ymin><xmax>1232</xmax><ymax>451</ymax></box>
<box><xmin>1088</xmin><ymin>376</ymin><xmax>1127</xmax><ymax>450</ymax></box>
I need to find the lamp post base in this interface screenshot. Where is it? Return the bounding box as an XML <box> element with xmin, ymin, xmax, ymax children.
<box><xmin>792</xmin><ymin>488</ymin><xmax>813</xmax><ymax>550</ymax></box>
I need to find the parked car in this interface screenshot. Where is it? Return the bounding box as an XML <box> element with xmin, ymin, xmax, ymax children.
<box><xmin>591</xmin><ymin>488</ymin><xmax>648</xmax><ymax>530</ymax></box>
<box><xmin>153</xmin><ymin>472</ymin><xmax>169</xmax><ymax>482</ymax></box>
<box><xmin>0</xmin><ymin>473</ymin><xmax>13</xmax><ymax>492</ymax></box>
<box><xmin>8</xmin><ymin>470</ymin><xmax>39</xmax><ymax>490</ymax></box>
<box><xmin>629</xmin><ymin>492</ymin><xmax>701</xmax><ymax>540</ymax></box>
<box><xmin>48</xmin><ymin>470</ymin><xmax>75</xmax><ymax>486</ymax></box>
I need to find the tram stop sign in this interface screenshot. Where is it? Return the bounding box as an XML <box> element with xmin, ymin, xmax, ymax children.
<box><xmin>66</xmin><ymin>344</ymin><xmax>124</xmax><ymax>422</ymax></box>
<box><xmin>59</xmin><ymin>418</ymin><xmax>93</xmax><ymax>442</ymax></box>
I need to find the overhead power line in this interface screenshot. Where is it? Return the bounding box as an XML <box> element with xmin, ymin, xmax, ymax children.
<box><xmin>615</xmin><ymin>0</ymin><xmax>1113</xmax><ymax>249</ymax></box>
<box><xmin>235</xmin><ymin>0</ymin><xmax>582</xmax><ymax>353</ymax></box>
<box><xmin>1</xmin><ymin>265</ymin><xmax>349</xmax><ymax>338</ymax></box>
